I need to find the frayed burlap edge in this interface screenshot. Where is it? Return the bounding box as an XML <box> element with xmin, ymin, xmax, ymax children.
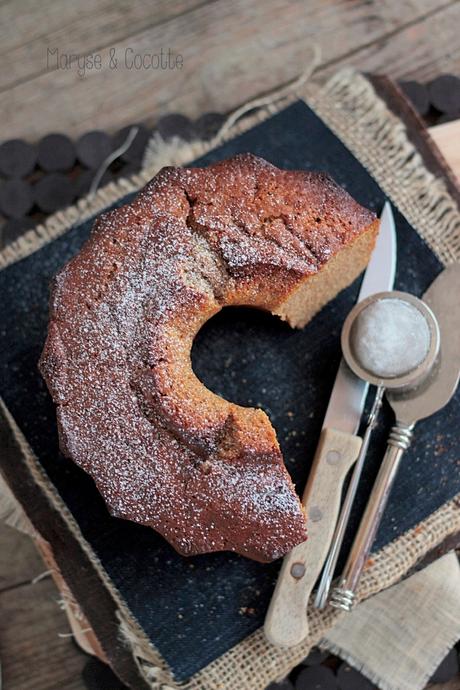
<box><xmin>0</xmin><ymin>464</ymin><xmax>36</xmax><ymax>536</ymax></box>
<box><xmin>2</xmin><ymin>391</ymin><xmax>460</xmax><ymax>690</ymax></box>
<box><xmin>0</xmin><ymin>68</ymin><xmax>459</xmax><ymax>689</ymax></box>
<box><xmin>0</xmin><ymin>69</ymin><xmax>458</xmax><ymax>270</ymax></box>
<box><xmin>0</xmin><ymin>60</ymin><xmax>313</xmax><ymax>271</ymax></box>
<box><xmin>0</xmin><ymin>123</ymin><xmax>277</xmax><ymax>270</ymax></box>
<box><xmin>307</xmin><ymin>69</ymin><xmax>460</xmax><ymax>265</ymax></box>
<box><xmin>0</xmin><ymin>398</ymin><xmax>173</xmax><ymax>684</ymax></box>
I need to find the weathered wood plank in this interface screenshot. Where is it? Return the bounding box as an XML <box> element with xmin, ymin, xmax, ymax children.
<box><xmin>319</xmin><ymin>0</ymin><xmax>460</xmax><ymax>82</ymax></box>
<box><xmin>430</xmin><ymin>120</ymin><xmax>460</xmax><ymax>182</ymax></box>
<box><xmin>0</xmin><ymin>0</ymin><xmax>207</xmax><ymax>92</ymax></box>
<box><xmin>1</xmin><ymin>570</ymin><xmax>459</xmax><ymax>690</ymax></box>
<box><xmin>0</xmin><ymin>120</ymin><xmax>459</xmax><ymax>688</ymax></box>
<box><xmin>0</xmin><ymin>14</ymin><xmax>459</xmax><ymax>682</ymax></box>
<box><xmin>0</xmin><ymin>522</ymin><xmax>44</xmax><ymax>591</ymax></box>
<box><xmin>1</xmin><ymin>0</ymin><xmax>458</xmax><ymax>140</ymax></box>
<box><xmin>0</xmin><ymin>577</ymin><xmax>87</xmax><ymax>690</ymax></box>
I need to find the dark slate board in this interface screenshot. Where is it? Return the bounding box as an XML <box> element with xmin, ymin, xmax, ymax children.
<box><xmin>0</xmin><ymin>101</ymin><xmax>458</xmax><ymax>682</ymax></box>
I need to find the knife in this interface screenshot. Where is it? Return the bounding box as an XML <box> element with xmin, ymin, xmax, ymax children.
<box><xmin>331</xmin><ymin>262</ymin><xmax>460</xmax><ymax>610</ymax></box>
<box><xmin>264</xmin><ymin>201</ymin><xmax>397</xmax><ymax>647</ymax></box>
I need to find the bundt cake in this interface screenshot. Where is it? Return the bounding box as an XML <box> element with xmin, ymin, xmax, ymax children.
<box><xmin>39</xmin><ymin>153</ymin><xmax>378</xmax><ymax>562</ymax></box>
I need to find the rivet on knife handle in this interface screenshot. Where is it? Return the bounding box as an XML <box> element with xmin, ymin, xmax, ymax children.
<box><xmin>264</xmin><ymin>428</ymin><xmax>362</xmax><ymax>647</ymax></box>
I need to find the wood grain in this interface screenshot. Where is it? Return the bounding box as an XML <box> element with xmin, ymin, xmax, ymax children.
<box><xmin>265</xmin><ymin>429</ymin><xmax>362</xmax><ymax>647</ymax></box>
<box><xmin>0</xmin><ymin>522</ymin><xmax>44</xmax><ymax>591</ymax></box>
<box><xmin>430</xmin><ymin>120</ymin><xmax>460</xmax><ymax>181</ymax></box>
<box><xmin>1</xmin><ymin>0</ymin><xmax>460</xmax><ymax>140</ymax></box>
<box><xmin>0</xmin><ymin>574</ymin><xmax>87</xmax><ymax>690</ymax></box>
<box><xmin>0</xmin><ymin>118</ymin><xmax>458</xmax><ymax>690</ymax></box>
<box><xmin>0</xmin><ymin>3</ymin><xmax>459</xmax><ymax>684</ymax></box>
<box><xmin>319</xmin><ymin>0</ymin><xmax>460</xmax><ymax>82</ymax></box>
<box><xmin>0</xmin><ymin>133</ymin><xmax>458</xmax><ymax>690</ymax></box>
<box><xmin>0</xmin><ymin>0</ymin><xmax>207</xmax><ymax>91</ymax></box>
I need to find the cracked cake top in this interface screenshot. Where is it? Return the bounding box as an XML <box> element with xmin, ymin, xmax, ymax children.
<box><xmin>39</xmin><ymin>153</ymin><xmax>377</xmax><ymax>562</ymax></box>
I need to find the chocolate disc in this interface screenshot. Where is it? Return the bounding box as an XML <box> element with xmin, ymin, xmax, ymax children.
<box><xmin>399</xmin><ymin>81</ymin><xmax>430</xmax><ymax>116</ymax></box>
<box><xmin>0</xmin><ymin>179</ymin><xmax>33</xmax><ymax>218</ymax></box>
<box><xmin>295</xmin><ymin>666</ymin><xmax>338</xmax><ymax>689</ymax></box>
<box><xmin>76</xmin><ymin>169</ymin><xmax>113</xmax><ymax>197</ymax></box>
<box><xmin>38</xmin><ymin>134</ymin><xmax>76</xmax><ymax>172</ymax></box>
<box><xmin>112</xmin><ymin>124</ymin><xmax>151</xmax><ymax>163</ymax></box>
<box><xmin>429</xmin><ymin>648</ymin><xmax>459</xmax><ymax>683</ymax></box>
<box><xmin>157</xmin><ymin>113</ymin><xmax>194</xmax><ymax>141</ymax></box>
<box><xmin>265</xmin><ymin>680</ymin><xmax>294</xmax><ymax>690</ymax></box>
<box><xmin>193</xmin><ymin>112</ymin><xmax>226</xmax><ymax>140</ymax></box>
<box><xmin>301</xmin><ymin>647</ymin><xmax>330</xmax><ymax>666</ymax></box>
<box><xmin>0</xmin><ymin>217</ymin><xmax>35</xmax><ymax>248</ymax></box>
<box><xmin>115</xmin><ymin>162</ymin><xmax>141</xmax><ymax>179</ymax></box>
<box><xmin>337</xmin><ymin>662</ymin><xmax>378</xmax><ymax>689</ymax></box>
<box><xmin>0</xmin><ymin>139</ymin><xmax>37</xmax><ymax>177</ymax></box>
<box><xmin>76</xmin><ymin>131</ymin><xmax>112</xmax><ymax>169</ymax></box>
<box><xmin>34</xmin><ymin>173</ymin><xmax>75</xmax><ymax>212</ymax></box>
<box><xmin>428</xmin><ymin>75</ymin><xmax>460</xmax><ymax>113</ymax></box>
<box><xmin>437</xmin><ymin>111</ymin><xmax>460</xmax><ymax>124</ymax></box>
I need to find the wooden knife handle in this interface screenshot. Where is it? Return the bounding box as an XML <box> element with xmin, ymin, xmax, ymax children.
<box><xmin>264</xmin><ymin>428</ymin><xmax>362</xmax><ymax>648</ymax></box>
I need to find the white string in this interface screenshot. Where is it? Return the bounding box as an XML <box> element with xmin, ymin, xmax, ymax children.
<box><xmin>89</xmin><ymin>126</ymin><xmax>139</xmax><ymax>197</ymax></box>
<box><xmin>213</xmin><ymin>46</ymin><xmax>321</xmax><ymax>143</ymax></box>
<box><xmin>31</xmin><ymin>569</ymin><xmax>52</xmax><ymax>584</ymax></box>
<box><xmin>57</xmin><ymin>628</ymin><xmax>91</xmax><ymax>639</ymax></box>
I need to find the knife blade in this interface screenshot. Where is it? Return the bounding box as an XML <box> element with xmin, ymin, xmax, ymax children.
<box><xmin>264</xmin><ymin>201</ymin><xmax>397</xmax><ymax>648</ymax></box>
<box><xmin>322</xmin><ymin>201</ymin><xmax>397</xmax><ymax>435</ymax></box>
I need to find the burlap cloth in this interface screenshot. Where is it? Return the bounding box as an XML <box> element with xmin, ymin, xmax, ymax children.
<box><xmin>323</xmin><ymin>552</ymin><xmax>460</xmax><ymax>690</ymax></box>
<box><xmin>1</xmin><ymin>69</ymin><xmax>460</xmax><ymax>690</ymax></box>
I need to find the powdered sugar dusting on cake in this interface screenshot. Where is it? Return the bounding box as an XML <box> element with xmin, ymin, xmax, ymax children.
<box><xmin>39</xmin><ymin>153</ymin><xmax>376</xmax><ymax>561</ymax></box>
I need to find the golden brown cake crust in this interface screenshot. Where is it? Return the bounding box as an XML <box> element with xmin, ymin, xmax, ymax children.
<box><xmin>39</xmin><ymin>153</ymin><xmax>377</xmax><ymax>562</ymax></box>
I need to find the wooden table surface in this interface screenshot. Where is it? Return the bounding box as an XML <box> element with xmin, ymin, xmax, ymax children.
<box><xmin>1</xmin><ymin>0</ymin><xmax>460</xmax><ymax>141</ymax></box>
<box><xmin>1</xmin><ymin>1</ymin><xmax>460</xmax><ymax>689</ymax></box>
